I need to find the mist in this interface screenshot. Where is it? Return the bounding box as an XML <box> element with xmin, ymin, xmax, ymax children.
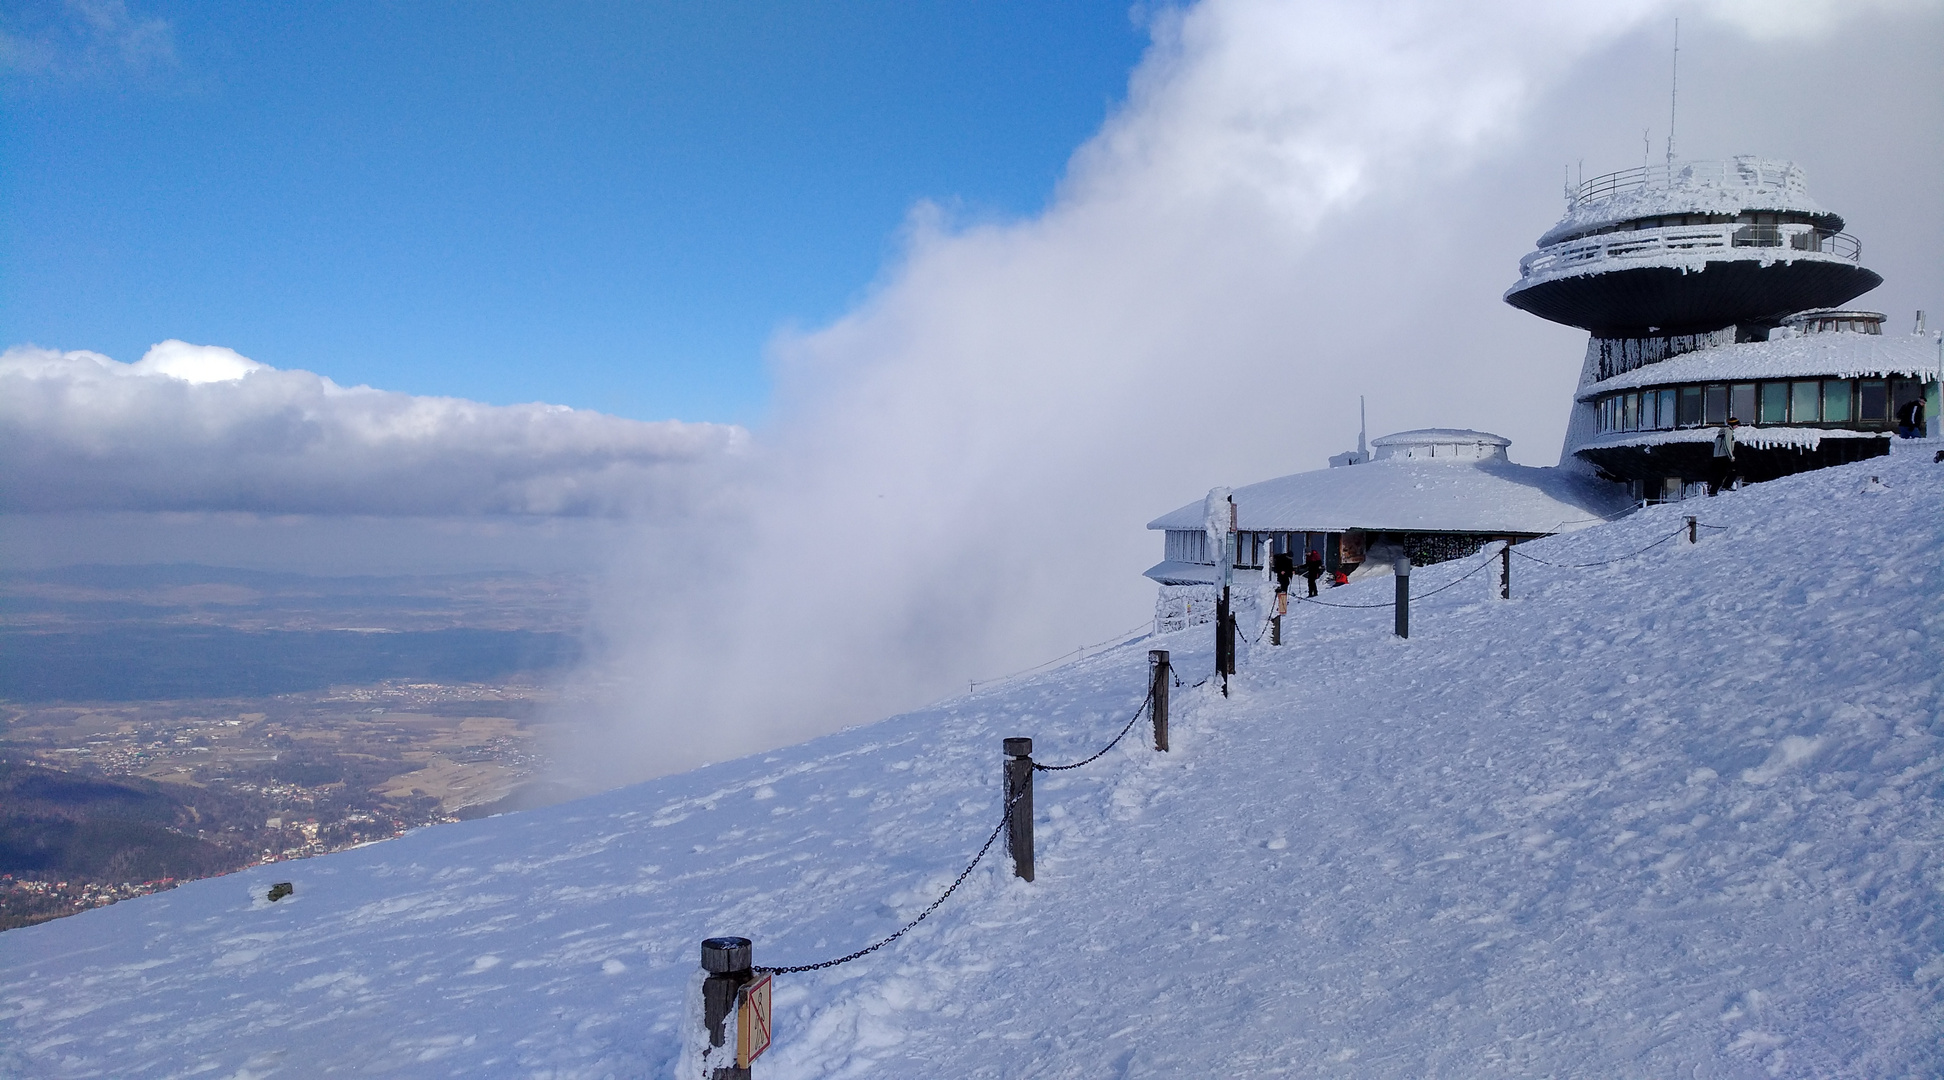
<box><xmin>552</xmin><ymin>0</ymin><xmax>1943</xmax><ymax>788</ymax></box>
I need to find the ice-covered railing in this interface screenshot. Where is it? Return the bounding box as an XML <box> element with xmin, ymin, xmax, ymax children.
<box><xmin>1569</xmin><ymin>158</ymin><xmax>1811</xmax><ymax>210</ymax></box>
<box><xmin>1518</xmin><ymin>221</ymin><xmax>1861</xmax><ymax>283</ymax></box>
<box><xmin>1537</xmin><ymin>157</ymin><xmax>1836</xmax><ymax>250</ymax></box>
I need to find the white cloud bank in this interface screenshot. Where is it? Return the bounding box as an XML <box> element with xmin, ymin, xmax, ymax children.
<box><xmin>0</xmin><ymin>341</ymin><xmax>745</xmax><ymax>516</ymax></box>
<box><xmin>554</xmin><ymin>0</ymin><xmax>1942</xmax><ymax>787</ymax></box>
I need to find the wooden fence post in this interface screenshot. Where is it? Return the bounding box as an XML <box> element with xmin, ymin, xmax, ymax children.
<box><xmin>699</xmin><ymin>936</ymin><xmax>754</xmax><ymax>1080</ymax></box>
<box><xmin>1003</xmin><ymin>738</ymin><xmax>1034</xmax><ymax>882</ymax></box>
<box><xmin>1686</xmin><ymin>515</ymin><xmax>1698</xmax><ymax>544</ymax></box>
<box><xmin>1393</xmin><ymin>558</ymin><xmax>1411</xmax><ymax>639</ymax></box>
<box><xmin>1500</xmin><ymin>541</ymin><xmax>1512</xmax><ymax>600</ymax></box>
<box><xmin>1149</xmin><ymin>650</ymin><xmax>1170</xmax><ymax>752</ymax></box>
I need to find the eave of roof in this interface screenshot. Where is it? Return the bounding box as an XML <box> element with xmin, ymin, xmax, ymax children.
<box><xmin>1579</xmin><ymin>333</ymin><xmax>1940</xmax><ymax>398</ymax></box>
<box><xmin>1146</xmin><ymin>460</ymin><xmax>1631</xmax><ymax>536</ymax></box>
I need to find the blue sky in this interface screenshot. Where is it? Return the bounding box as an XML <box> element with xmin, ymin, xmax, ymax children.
<box><xmin>1</xmin><ymin>0</ymin><xmax>1148</xmax><ymax>424</ymax></box>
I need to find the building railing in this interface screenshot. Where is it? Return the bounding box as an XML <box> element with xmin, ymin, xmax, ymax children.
<box><xmin>1518</xmin><ymin>221</ymin><xmax>1860</xmax><ymax>280</ymax></box>
<box><xmin>1571</xmin><ymin>159</ymin><xmax>1809</xmax><ymax>209</ymax></box>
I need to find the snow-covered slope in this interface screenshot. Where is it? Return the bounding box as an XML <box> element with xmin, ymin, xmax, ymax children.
<box><xmin>4</xmin><ymin>446</ymin><xmax>1941</xmax><ymax>1079</ymax></box>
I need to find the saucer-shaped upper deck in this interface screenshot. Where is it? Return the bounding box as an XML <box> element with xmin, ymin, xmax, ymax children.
<box><xmin>1505</xmin><ymin>158</ymin><xmax>1881</xmax><ymax>335</ymax></box>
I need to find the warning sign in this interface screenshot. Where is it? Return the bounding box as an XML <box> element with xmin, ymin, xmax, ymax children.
<box><xmin>737</xmin><ymin>973</ymin><xmax>773</xmax><ymax>1067</ymax></box>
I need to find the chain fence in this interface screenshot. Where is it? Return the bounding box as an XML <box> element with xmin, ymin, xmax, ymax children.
<box><xmin>1032</xmin><ymin>689</ymin><xmax>1154</xmax><ymax>772</ymax></box>
<box><xmin>760</xmin><ymin>787</ymin><xmax>1029</xmax><ymax>975</ymax></box>
<box><xmin>968</xmin><ymin>621</ymin><xmax>1154</xmax><ymax>693</ymax></box>
<box><xmin>760</xmin><ymin>687</ymin><xmax>1153</xmax><ymax>973</ymax></box>
<box><xmin>745</xmin><ymin>518</ymin><xmax>1725</xmax><ymax>977</ymax></box>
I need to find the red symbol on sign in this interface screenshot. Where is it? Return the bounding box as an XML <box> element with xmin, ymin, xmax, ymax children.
<box><xmin>738</xmin><ymin>972</ymin><xmax>773</xmax><ymax>1067</ymax></box>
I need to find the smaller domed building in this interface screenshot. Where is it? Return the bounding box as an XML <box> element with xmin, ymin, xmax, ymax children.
<box><xmin>1143</xmin><ymin>429</ymin><xmax>1629</xmax><ymax>632</ymax></box>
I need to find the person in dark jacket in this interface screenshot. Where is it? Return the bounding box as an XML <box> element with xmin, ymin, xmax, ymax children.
<box><xmin>1300</xmin><ymin>551</ymin><xmax>1325</xmax><ymax>597</ymax></box>
<box><xmin>1896</xmin><ymin>396</ymin><xmax>1926</xmax><ymax>438</ymax></box>
<box><xmin>1270</xmin><ymin>551</ymin><xmax>1295</xmax><ymax>614</ymax></box>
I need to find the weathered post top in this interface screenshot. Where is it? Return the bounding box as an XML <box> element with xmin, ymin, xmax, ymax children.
<box><xmin>701</xmin><ymin>937</ymin><xmax>752</xmax><ymax>974</ymax></box>
<box><xmin>1003</xmin><ymin>737</ymin><xmax>1033</xmax><ymax>758</ymax></box>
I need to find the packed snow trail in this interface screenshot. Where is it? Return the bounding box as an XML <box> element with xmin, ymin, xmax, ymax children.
<box><xmin>2</xmin><ymin>445</ymin><xmax>1940</xmax><ymax>1078</ymax></box>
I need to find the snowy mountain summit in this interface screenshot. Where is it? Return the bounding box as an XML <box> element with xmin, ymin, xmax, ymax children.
<box><xmin>4</xmin><ymin>445</ymin><xmax>1941</xmax><ymax>1078</ymax></box>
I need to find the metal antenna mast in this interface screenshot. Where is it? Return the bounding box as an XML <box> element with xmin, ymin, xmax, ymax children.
<box><xmin>1666</xmin><ymin>19</ymin><xmax>1679</xmax><ymax>165</ymax></box>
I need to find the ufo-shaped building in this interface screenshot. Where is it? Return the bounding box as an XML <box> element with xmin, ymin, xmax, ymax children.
<box><xmin>1508</xmin><ymin>156</ymin><xmax>1939</xmax><ymax>497</ymax></box>
<box><xmin>1141</xmin><ymin>156</ymin><xmax>1939</xmax><ymax>626</ymax></box>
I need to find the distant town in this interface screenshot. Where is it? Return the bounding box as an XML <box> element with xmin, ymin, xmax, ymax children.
<box><xmin>0</xmin><ymin>566</ymin><xmax>587</xmax><ymax>930</ymax></box>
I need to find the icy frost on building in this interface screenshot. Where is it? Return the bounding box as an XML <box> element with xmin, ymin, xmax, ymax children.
<box><xmin>1144</xmin><ymin>430</ymin><xmax>1629</xmax><ymax>632</ymax></box>
<box><xmin>1141</xmin><ymin>155</ymin><xmax>1940</xmax><ymax>629</ymax></box>
<box><xmin>1506</xmin><ymin>157</ymin><xmax>1941</xmax><ymax>495</ymax></box>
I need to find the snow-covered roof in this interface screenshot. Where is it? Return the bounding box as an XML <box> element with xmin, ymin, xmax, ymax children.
<box><xmin>1147</xmin><ymin>433</ymin><xmax>1631</xmax><ymax>536</ymax></box>
<box><xmin>1142</xmin><ymin>559</ymin><xmax>1219</xmax><ymax>585</ymax></box>
<box><xmin>1369</xmin><ymin>429</ymin><xmax>1509</xmax><ymax>462</ymax></box>
<box><xmin>1579</xmin><ymin>332</ymin><xmax>1941</xmax><ymax>398</ymax></box>
<box><xmin>1538</xmin><ymin>158</ymin><xmax>1833</xmax><ymax>247</ymax></box>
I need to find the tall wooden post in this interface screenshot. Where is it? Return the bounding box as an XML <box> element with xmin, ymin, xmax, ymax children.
<box><xmin>1003</xmin><ymin>738</ymin><xmax>1034</xmax><ymax>882</ymax></box>
<box><xmin>1214</xmin><ymin>586</ymin><xmax>1234</xmax><ymax>697</ymax></box>
<box><xmin>1500</xmin><ymin>541</ymin><xmax>1512</xmax><ymax>600</ymax></box>
<box><xmin>1149</xmin><ymin>650</ymin><xmax>1170</xmax><ymax>752</ymax></box>
<box><xmin>1686</xmin><ymin>515</ymin><xmax>1698</xmax><ymax>544</ymax></box>
<box><xmin>699</xmin><ymin>937</ymin><xmax>754</xmax><ymax>1080</ymax></box>
<box><xmin>1393</xmin><ymin>558</ymin><xmax>1411</xmax><ymax>639</ymax></box>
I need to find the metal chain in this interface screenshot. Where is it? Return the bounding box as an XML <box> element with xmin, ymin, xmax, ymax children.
<box><xmin>761</xmin><ymin>519</ymin><xmax>1727</xmax><ymax>977</ymax></box>
<box><xmin>1406</xmin><ymin>552</ymin><xmax>1503</xmax><ymax>600</ymax></box>
<box><xmin>1292</xmin><ymin>545</ymin><xmax>1500</xmax><ymax>610</ymax></box>
<box><xmin>1508</xmin><ymin>526</ymin><xmax>1688</xmax><ymax>569</ymax></box>
<box><xmin>759</xmin><ymin>787</ymin><xmax>1027</xmax><ymax>975</ymax></box>
<box><xmin>967</xmin><ymin>621</ymin><xmax>1153</xmax><ymax>692</ymax></box>
<box><xmin>1033</xmin><ymin>688</ymin><xmax>1153</xmax><ymax>772</ymax></box>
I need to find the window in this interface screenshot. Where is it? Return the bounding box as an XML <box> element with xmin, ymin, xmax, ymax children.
<box><xmin>1166</xmin><ymin>530</ymin><xmax>1208</xmax><ymax>563</ymax></box>
<box><xmin>1678</xmin><ymin>386</ymin><xmax>1703</xmax><ymax>426</ymax></box>
<box><xmin>1822</xmin><ymin>380</ymin><xmax>1853</xmax><ymax>422</ymax></box>
<box><xmin>1791</xmin><ymin>381</ymin><xmax>1821</xmax><ymax>423</ymax></box>
<box><xmin>1704</xmin><ymin>385</ymin><xmax>1728</xmax><ymax>425</ymax></box>
<box><xmin>1656</xmin><ymin>389</ymin><xmax>1676</xmax><ymax>429</ymax></box>
<box><xmin>1730</xmin><ymin>384</ymin><xmax>1756</xmax><ymax>426</ymax></box>
<box><xmin>1891</xmin><ymin>377</ymin><xmax>1924</xmax><ymax>415</ymax></box>
<box><xmin>1759</xmin><ymin>382</ymin><xmax>1788</xmax><ymax>424</ymax></box>
<box><xmin>1859</xmin><ymin>380</ymin><xmax>1888</xmax><ymax>421</ymax></box>
<box><xmin>1623</xmin><ymin>392</ymin><xmax>1639</xmax><ymax>431</ymax></box>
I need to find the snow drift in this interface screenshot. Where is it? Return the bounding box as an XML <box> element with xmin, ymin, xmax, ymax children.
<box><xmin>1</xmin><ymin>444</ymin><xmax>1939</xmax><ymax>1078</ymax></box>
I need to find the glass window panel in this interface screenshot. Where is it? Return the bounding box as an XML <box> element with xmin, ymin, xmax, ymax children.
<box><xmin>1822</xmin><ymin>380</ymin><xmax>1852</xmax><ymax>422</ymax></box>
<box><xmin>1791</xmin><ymin>381</ymin><xmax>1821</xmax><ymax>422</ymax></box>
<box><xmin>1858</xmin><ymin>380</ymin><xmax>1887</xmax><ymax>421</ymax></box>
<box><xmin>1679</xmin><ymin>385</ymin><xmax>1703</xmax><ymax>426</ymax></box>
<box><xmin>1657</xmin><ymin>389</ymin><xmax>1676</xmax><ymax>429</ymax></box>
<box><xmin>1624</xmin><ymin>393</ymin><xmax>1639</xmax><ymax>431</ymax></box>
<box><xmin>1891</xmin><ymin>377</ymin><xmax>1921</xmax><ymax>411</ymax></box>
<box><xmin>1704</xmin><ymin>385</ymin><xmax>1728</xmax><ymax>424</ymax></box>
<box><xmin>1759</xmin><ymin>382</ymin><xmax>1788</xmax><ymax>424</ymax></box>
<box><xmin>1729</xmin><ymin>384</ymin><xmax>1756</xmax><ymax>426</ymax></box>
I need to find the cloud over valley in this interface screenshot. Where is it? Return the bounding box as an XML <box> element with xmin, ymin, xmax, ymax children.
<box><xmin>0</xmin><ymin>341</ymin><xmax>745</xmax><ymax>517</ymax></box>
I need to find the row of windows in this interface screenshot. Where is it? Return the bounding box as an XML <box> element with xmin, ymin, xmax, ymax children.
<box><xmin>1165</xmin><ymin>530</ymin><xmax>1336</xmax><ymax>570</ymax></box>
<box><xmin>1596</xmin><ymin>377</ymin><xmax>1928</xmax><ymax>434</ymax></box>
